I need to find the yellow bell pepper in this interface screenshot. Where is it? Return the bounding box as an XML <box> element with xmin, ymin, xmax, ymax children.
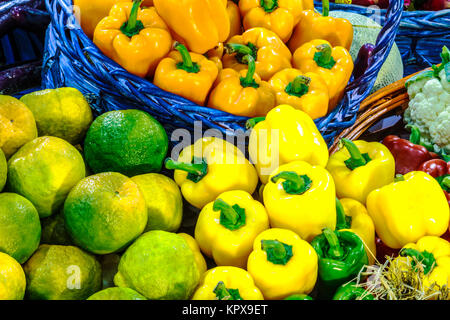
<box><xmin>192</xmin><ymin>266</ymin><xmax>264</xmax><ymax>300</ymax></box>
<box><xmin>227</xmin><ymin>1</ymin><xmax>243</xmax><ymax>40</ymax></box>
<box><xmin>288</xmin><ymin>0</ymin><xmax>353</xmax><ymax>53</ymax></box>
<box><xmin>268</xmin><ymin>69</ymin><xmax>329</xmax><ymax>120</ymax></box>
<box><xmin>367</xmin><ymin>171</ymin><xmax>450</xmax><ymax>249</ymax></box>
<box><xmin>207</xmin><ymin>56</ymin><xmax>276</xmax><ymax>117</ymax></box>
<box><xmin>153</xmin><ymin>0</ymin><xmax>230</xmax><ymax>54</ymax></box>
<box><xmin>195</xmin><ymin>190</ymin><xmax>270</xmax><ymax>268</ymax></box>
<box><xmin>336</xmin><ymin>198</ymin><xmax>377</xmax><ymax>265</ymax></box>
<box><xmin>165</xmin><ymin>137</ymin><xmax>259</xmax><ymax>209</ymax></box>
<box><xmin>248</xmin><ymin>104</ymin><xmax>329</xmax><ymax>184</ymax></box>
<box><xmin>326</xmin><ymin>139</ymin><xmax>395</xmax><ymax>204</ymax></box>
<box><xmin>292</xmin><ymin>39</ymin><xmax>353</xmax><ymax>112</ymax></box>
<box><xmin>239</xmin><ymin>0</ymin><xmax>314</xmax><ymax>43</ymax></box>
<box><xmin>223</xmin><ymin>27</ymin><xmax>292</xmax><ymax>81</ymax></box>
<box><xmin>263</xmin><ymin>161</ymin><xmax>336</xmax><ymax>242</ymax></box>
<box><xmin>154</xmin><ymin>43</ymin><xmax>219</xmax><ymax>106</ymax></box>
<box><xmin>247</xmin><ymin>228</ymin><xmax>318</xmax><ymax>300</ymax></box>
<box><xmin>393</xmin><ymin>236</ymin><xmax>450</xmax><ymax>293</ymax></box>
<box><xmin>178</xmin><ymin>233</ymin><xmax>207</xmax><ymax>277</ymax></box>
<box><xmin>93</xmin><ymin>1</ymin><xmax>173</xmax><ymax>78</ymax></box>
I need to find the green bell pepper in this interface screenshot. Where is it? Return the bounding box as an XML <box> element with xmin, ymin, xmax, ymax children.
<box><xmin>284</xmin><ymin>293</ymin><xmax>313</xmax><ymax>300</ymax></box>
<box><xmin>333</xmin><ymin>282</ymin><xmax>374</xmax><ymax>300</ymax></box>
<box><xmin>311</xmin><ymin>228</ymin><xmax>368</xmax><ymax>299</ymax></box>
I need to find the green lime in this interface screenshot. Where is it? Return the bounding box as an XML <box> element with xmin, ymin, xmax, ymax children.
<box><xmin>0</xmin><ymin>148</ymin><xmax>6</xmax><ymax>191</ymax></box>
<box><xmin>0</xmin><ymin>95</ymin><xmax>38</xmax><ymax>159</ymax></box>
<box><xmin>7</xmin><ymin>136</ymin><xmax>86</xmax><ymax>218</ymax></box>
<box><xmin>84</xmin><ymin>109</ymin><xmax>168</xmax><ymax>176</ymax></box>
<box><xmin>23</xmin><ymin>244</ymin><xmax>102</xmax><ymax>300</ymax></box>
<box><xmin>64</xmin><ymin>172</ymin><xmax>148</xmax><ymax>255</ymax></box>
<box><xmin>40</xmin><ymin>210</ymin><xmax>73</xmax><ymax>246</ymax></box>
<box><xmin>131</xmin><ymin>173</ymin><xmax>183</xmax><ymax>232</ymax></box>
<box><xmin>114</xmin><ymin>230</ymin><xmax>201</xmax><ymax>300</ymax></box>
<box><xmin>0</xmin><ymin>193</ymin><xmax>41</xmax><ymax>264</ymax></box>
<box><xmin>87</xmin><ymin>287</ymin><xmax>147</xmax><ymax>300</ymax></box>
<box><xmin>0</xmin><ymin>252</ymin><xmax>26</xmax><ymax>300</ymax></box>
<box><xmin>20</xmin><ymin>88</ymin><xmax>94</xmax><ymax>145</ymax></box>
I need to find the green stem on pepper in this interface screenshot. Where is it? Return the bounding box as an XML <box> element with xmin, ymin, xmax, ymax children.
<box><xmin>400</xmin><ymin>248</ymin><xmax>436</xmax><ymax>275</ymax></box>
<box><xmin>285</xmin><ymin>76</ymin><xmax>311</xmax><ymax>97</ymax></box>
<box><xmin>260</xmin><ymin>0</ymin><xmax>278</xmax><ymax>12</ymax></box>
<box><xmin>261</xmin><ymin>239</ymin><xmax>293</xmax><ymax>265</ymax></box>
<box><xmin>313</xmin><ymin>44</ymin><xmax>336</xmax><ymax>69</ymax></box>
<box><xmin>341</xmin><ymin>138</ymin><xmax>372</xmax><ymax>170</ymax></box>
<box><xmin>120</xmin><ymin>0</ymin><xmax>144</xmax><ymax>37</ymax></box>
<box><xmin>240</xmin><ymin>55</ymin><xmax>259</xmax><ymax>89</ymax></box>
<box><xmin>213</xmin><ymin>199</ymin><xmax>246</xmax><ymax>231</ymax></box>
<box><xmin>165</xmin><ymin>157</ymin><xmax>207</xmax><ymax>183</ymax></box>
<box><xmin>335</xmin><ymin>198</ymin><xmax>352</xmax><ymax>230</ymax></box>
<box><xmin>175</xmin><ymin>43</ymin><xmax>200</xmax><ymax>73</ymax></box>
<box><xmin>271</xmin><ymin>171</ymin><xmax>312</xmax><ymax>195</ymax></box>
<box><xmin>322</xmin><ymin>227</ymin><xmax>344</xmax><ymax>260</ymax></box>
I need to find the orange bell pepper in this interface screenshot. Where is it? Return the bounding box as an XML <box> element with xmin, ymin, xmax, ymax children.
<box><xmin>288</xmin><ymin>0</ymin><xmax>353</xmax><ymax>53</ymax></box>
<box><xmin>207</xmin><ymin>55</ymin><xmax>276</xmax><ymax>117</ymax></box>
<box><xmin>227</xmin><ymin>1</ymin><xmax>243</xmax><ymax>40</ymax></box>
<box><xmin>292</xmin><ymin>39</ymin><xmax>353</xmax><ymax>112</ymax></box>
<box><xmin>239</xmin><ymin>0</ymin><xmax>314</xmax><ymax>43</ymax></box>
<box><xmin>223</xmin><ymin>27</ymin><xmax>292</xmax><ymax>81</ymax></box>
<box><xmin>93</xmin><ymin>1</ymin><xmax>173</xmax><ymax>78</ymax></box>
<box><xmin>153</xmin><ymin>0</ymin><xmax>230</xmax><ymax>54</ymax></box>
<box><xmin>268</xmin><ymin>69</ymin><xmax>329</xmax><ymax>119</ymax></box>
<box><xmin>154</xmin><ymin>43</ymin><xmax>219</xmax><ymax>106</ymax></box>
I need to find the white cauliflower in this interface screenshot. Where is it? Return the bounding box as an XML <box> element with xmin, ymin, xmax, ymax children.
<box><xmin>404</xmin><ymin>67</ymin><xmax>450</xmax><ymax>152</ymax></box>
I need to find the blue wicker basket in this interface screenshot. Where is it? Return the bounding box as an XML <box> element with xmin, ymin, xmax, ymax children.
<box><xmin>42</xmin><ymin>0</ymin><xmax>403</xmax><ymax>145</ymax></box>
<box><xmin>324</xmin><ymin>2</ymin><xmax>450</xmax><ymax>76</ymax></box>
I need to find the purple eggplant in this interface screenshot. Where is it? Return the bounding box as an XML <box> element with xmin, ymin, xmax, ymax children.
<box><xmin>0</xmin><ymin>0</ymin><xmax>47</xmax><ymax>37</ymax></box>
<box><xmin>353</xmin><ymin>43</ymin><xmax>376</xmax><ymax>81</ymax></box>
<box><xmin>0</xmin><ymin>60</ymin><xmax>42</xmax><ymax>95</ymax></box>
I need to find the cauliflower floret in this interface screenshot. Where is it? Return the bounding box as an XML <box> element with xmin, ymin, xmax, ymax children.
<box><xmin>404</xmin><ymin>74</ymin><xmax>450</xmax><ymax>151</ymax></box>
<box><xmin>429</xmin><ymin>109</ymin><xmax>450</xmax><ymax>152</ymax></box>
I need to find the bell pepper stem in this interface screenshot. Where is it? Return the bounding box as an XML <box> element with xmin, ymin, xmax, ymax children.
<box><xmin>271</xmin><ymin>171</ymin><xmax>312</xmax><ymax>195</ymax></box>
<box><xmin>341</xmin><ymin>138</ymin><xmax>371</xmax><ymax>170</ymax></box>
<box><xmin>322</xmin><ymin>0</ymin><xmax>330</xmax><ymax>17</ymax></box>
<box><xmin>260</xmin><ymin>0</ymin><xmax>278</xmax><ymax>12</ymax></box>
<box><xmin>121</xmin><ymin>0</ymin><xmax>144</xmax><ymax>37</ymax></box>
<box><xmin>226</xmin><ymin>43</ymin><xmax>254</xmax><ymax>57</ymax></box>
<box><xmin>313</xmin><ymin>44</ymin><xmax>336</xmax><ymax>69</ymax></box>
<box><xmin>213</xmin><ymin>199</ymin><xmax>246</xmax><ymax>231</ymax></box>
<box><xmin>165</xmin><ymin>158</ymin><xmax>207</xmax><ymax>182</ymax></box>
<box><xmin>285</xmin><ymin>75</ymin><xmax>311</xmax><ymax>97</ymax></box>
<box><xmin>175</xmin><ymin>43</ymin><xmax>200</xmax><ymax>73</ymax></box>
<box><xmin>335</xmin><ymin>198</ymin><xmax>351</xmax><ymax>230</ymax></box>
<box><xmin>213</xmin><ymin>281</ymin><xmax>242</xmax><ymax>300</ymax></box>
<box><xmin>261</xmin><ymin>239</ymin><xmax>293</xmax><ymax>265</ymax></box>
<box><xmin>240</xmin><ymin>55</ymin><xmax>259</xmax><ymax>89</ymax></box>
<box><xmin>322</xmin><ymin>228</ymin><xmax>344</xmax><ymax>259</ymax></box>
<box><xmin>400</xmin><ymin>248</ymin><xmax>436</xmax><ymax>275</ymax></box>
<box><xmin>245</xmin><ymin>116</ymin><xmax>266</xmax><ymax>129</ymax></box>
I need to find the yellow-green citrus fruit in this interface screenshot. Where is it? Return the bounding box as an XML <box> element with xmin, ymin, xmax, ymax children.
<box><xmin>23</xmin><ymin>244</ymin><xmax>102</xmax><ymax>300</ymax></box>
<box><xmin>0</xmin><ymin>252</ymin><xmax>26</xmax><ymax>300</ymax></box>
<box><xmin>64</xmin><ymin>172</ymin><xmax>148</xmax><ymax>255</ymax></box>
<box><xmin>0</xmin><ymin>148</ymin><xmax>6</xmax><ymax>191</ymax></box>
<box><xmin>40</xmin><ymin>210</ymin><xmax>73</xmax><ymax>246</ymax></box>
<box><xmin>20</xmin><ymin>88</ymin><xmax>94</xmax><ymax>145</ymax></box>
<box><xmin>131</xmin><ymin>173</ymin><xmax>183</xmax><ymax>232</ymax></box>
<box><xmin>114</xmin><ymin>230</ymin><xmax>201</xmax><ymax>300</ymax></box>
<box><xmin>87</xmin><ymin>287</ymin><xmax>147</xmax><ymax>300</ymax></box>
<box><xmin>84</xmin><ymin>109</ymin><xmax>168</xmax><ymax>176</ymax></box>
<box><xmin>7</xmin><ymin>136</ymin><xmax>86</xmax><ymax>218</ymax></box>
<box><xmin>0</xmin><ymin>95</ymin><xmax>37</xmax><ymax>159</ymax></box>
<box><xmin>0</xmin><ymin>193</ymin><xmax>41</xmax><ymax>264</ymax></box>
